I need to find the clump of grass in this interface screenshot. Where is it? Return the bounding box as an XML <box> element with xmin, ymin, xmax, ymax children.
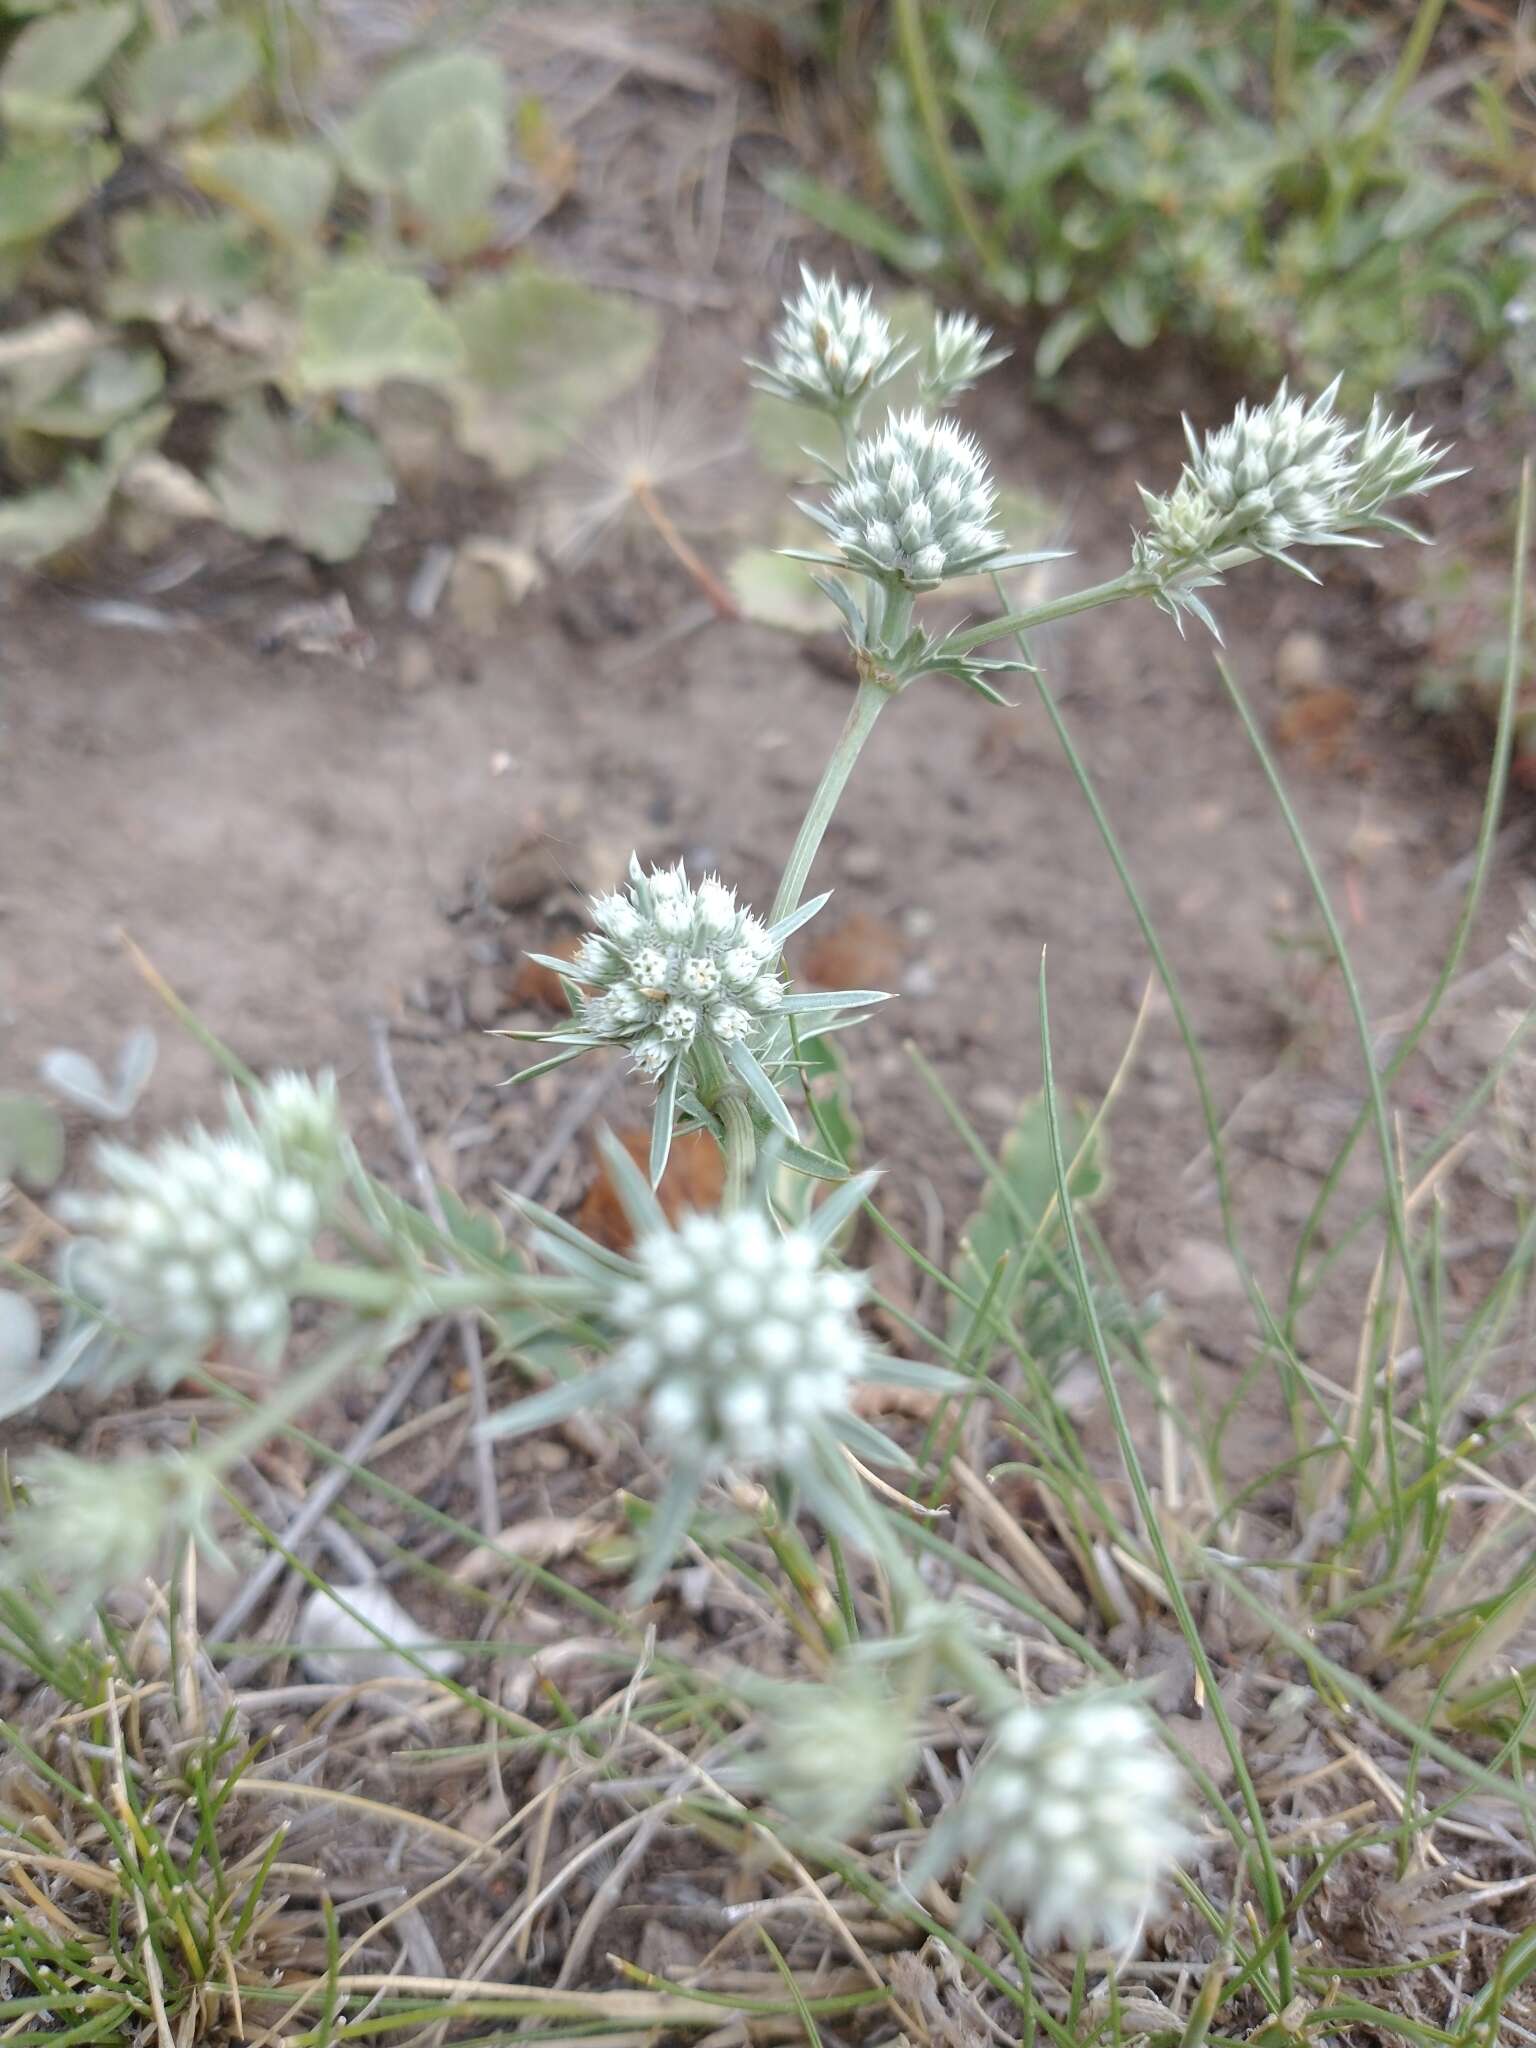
<box><xmin>0</xmin><ymin>1583</ymin><xmax>320</xmax><ymax>2044</ymax></box>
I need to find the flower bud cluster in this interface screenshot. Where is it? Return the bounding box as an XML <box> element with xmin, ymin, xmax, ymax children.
<box><xmin>749</xmin><ymin>267</ymin><xmax>910</xmax><ymax>418</ymax></box>
<box><xmin>1134</xmin><ymin>381</ymin><xmax>1455</xmax><ymax>596</ymax></box>
<box><xmin>927</xmin><ymin>1694</ymin><xmax>1187</xmax><ymax>1947</ymax></box>
<box><xmin>810</xmin><ymin>410</ymin><xmax>1007</xmax><ymax>590</ymax></box>
<box><xmin>748</xmin><ymin>1669</ymin><xmax>917</xmax><ymax>1841</ymax></box>
<box><xmin>6</xmin><ymin>1450</ymin><xmax>213</xmax><ymax>1634</ymax></box>
<box><xmin>613</xmin><ymin>1209</ymin><xmax>868</xmax><ymax>1467</ymax></box>
<box><xmin>569</xmin><ymin>860</ymin><xmax>784</xmax><ymax>1082</ymax></box>
<box><xmin>919</xmin><ymin>312</ymin><xmax>1009</xmax><ymax>405</ymax></box>
<box><xmin>60</xmin><ymin>1083</ymin><xmax>334</xmax><ymax>1353</ymax></box>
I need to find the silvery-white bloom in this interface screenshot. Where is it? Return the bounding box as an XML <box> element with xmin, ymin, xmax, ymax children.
<box><xmin>748</xmin><ymin>267</ymin><xmax>911</xmax><ymax>419</ymax></box>
<box><xmin>513</xmin><ymin>856</ymin><xmax>889</xmax><ymax>1184</ymax></box>
<box><xmin>479</xmin><ymin>1135</ymin><xmax>959</xmax><ymax>1594</ymax></box>
<box><xmin>744</xmin><ymin>1667</ymin><xmax>918</xmax><ymax>1840</ymax></box>
<box><xmin>4</xmin><ymin>1450</ymin><xmax>215</xmax><ymax>1635</ymax></box>
<box><xmin>917</xmin><ymin>1693</ymin><xmax>1188</xmax><ymax>1948</ymax></box>
<box><xmin>1133</xmin><ymin>381</ymin><xmax>1458</xmax><ymax>631</ymax></box>
<box><xmin>802</xmin><ymin>410</ymin><xmax>1016</xmax><ymax>591</ymax></box>
<box><xmin>60</xmin><ymin>1125</ymin><xmax>323</xmax><ymax>1359</ymax></box>
<box><xmin>243</xmin><ymin>1069</ymin><xmax>345</xmax><ymax>1195</ymax></box>
<box><xmin>919</xmin><ymin>311</ymin><xmax>1009</xmax><ymax>405</ymax></box>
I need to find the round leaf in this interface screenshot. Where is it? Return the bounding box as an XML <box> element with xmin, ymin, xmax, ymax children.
<box><xmin>402</xmin><ymin>103</ymin><xmax>508</xmax><ymax>253</ymax></box>
<box><xmin>449</xmin><ymin>266</ymin><xmax>659</xmax><ymax>479</ymax></box>
<box><xmin>14</xmin><ymin>343</ymin><xmax>163</xmax><ymax>438</ymax></box>
<box><xmin>338</xmin><ymin>49</ymin><xmax>506</xmax><ymax>196</ymax></box>
<box><xmin>0</xmin><ymin>137</ymin><xmax>117</xmax><ymax>247</ymax></box>
<box><xmin>209</xmin><ymin>397</ymin><xmax>394</xmax><ymax>561</ymax></box>
<box><xmin>294</xmin><ymin>262</ymin><xmax>465</xmax><ymax>393</ymax></box>
<box><xmin>180</xmin><ymin>137</ymin><xmax>336</xmax><ymax>246</ymax></box>
<box><xmin>0</xmin><ymin>0</ymin><xmax>134</xmax><ymax>133</ymax></box>
<box><xmin>119</xmin><ymin>21</ymin><xmax>260</xmax><ymax>141</ymax></box>
<box><xmin>107</xmin><ymin>205</ymin><xmax>267</xmax><ymax>321</ymax></box>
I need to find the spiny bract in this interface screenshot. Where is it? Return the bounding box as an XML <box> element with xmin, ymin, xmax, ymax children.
<box><xmin>923</xmin><ymin>1693</ymin><xmax>1188</xmax><ymax>1947</ymax></box>
<box><xmin>810</xmin><ymin>410</ymin><xmax>1008</xmax><ymax>590</ymax></box>
<box><xmin>920</xmin><ymin>311</ymin><xmax>1009</xmax><ymax>405</ymax></box>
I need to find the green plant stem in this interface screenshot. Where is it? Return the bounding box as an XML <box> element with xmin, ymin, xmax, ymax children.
<box><xmin>1284</xmin><ymin>460</ymin><xmax>1531</xmax><ymax>1329</ymax></box>
<box><xmin>719</xmin><ymin>1095</ymin><xmax>756</xmax><ymax>1211</ymax></box>
<box><xmin>1036</xmin><ymin>962</ymin><xmax>1296</xmax><ymax>2003</ymax></box>
<box><xmin>293</xmin><ymin>1260</ymin><xmax>503</xmax><ymax>1314</ymax></box>
<box><xmin>891</xmin><ymin>0</ymin><xmax>1004</xmax><ymax>285</ymax></box>
<box><xmin>771</xmin><ymin>673</ymin><xmax>891</xmax><ymax>923</ymax></box>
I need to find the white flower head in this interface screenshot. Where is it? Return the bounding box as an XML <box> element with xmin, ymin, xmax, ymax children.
<box><xmin>5</xmin><ymin>1450</ymin><xmax>215</xmax><ymax>1636</ymax></box>
<box><xmin>920</xmin><ymin>311</ymin><xmax>1010</xmax><ymax>405</ymax></box>
<box><xmin>59</xmin><ymin>1126</ymin><xmax>323</xmax><ymax>1360</ymax></box>
<box><xmin>245</xmin><ymin>1069</ymin><xmax>345</xmax><ymax>1194</ymax></box>
<box><xmin>920</xmin><ymin>1693</ymin><xmax>1188</xmax><ymax>1948</ymax></box>
<box><xmin>745</xmin><ymin>1667</ymin><xmax>918</xmax><ymax>1841</ymax></box>
<box><xmin>1132</xmin><ymin>381</ymin><xmax>1460</xmax><ymax>630</ymax></box>
<box><xmin>479</xmin><ymin>1139</ymin><xmax>963</xmax><ymax>1595</ymax></box>
<box><xmin>516</xmin><ymin>856</ymin><xmax>892</xmax><ymax>1185</ymax></box>
<box><xmin>749</xmin><ymin>267</ymin><xmax>911</xmax><ymax>418</ymax></box>
<box><xmin>616</xmin><ymin>1208</ymin><xmax>868</xmax><ymax>1467</ymax></box>
<box><xmin>809</xmin><ymin>410</ymin><xmax>1007</xmax><ymax>590</ymax></box>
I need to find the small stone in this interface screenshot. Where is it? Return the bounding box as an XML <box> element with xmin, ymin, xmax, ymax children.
<box><xmin>449</xmin><ymin>538</ymin><xmax>545</xmax><ymax>638</ymax></box>
<box><xmin>464</xmin><ymin>965</ymin><xmax>505</xmax><ymax>1030</ymax></box>
<box><xmin>1160</xmin><ymin>1238</ymin><xmax>1245</xmax><ymax>1303</ymax></box>
<box><xmin>296</xmin><ymin>1581</ymin><xmax>462</xmax><ymax>1684</ymax></box>
<box><xmin>1273</xmin><ymin>629</ymin><xmax>1330</xmax><ymax>696</ymax></box>
<box><xmin>841</xmin><ymin>843</ymin><xmax>883</xmax><ymax>883</ymax></box>
<box><xmin>395</xmin><ymin>635</ymin><xmax>435</xmax><ymax>693</ymax></box>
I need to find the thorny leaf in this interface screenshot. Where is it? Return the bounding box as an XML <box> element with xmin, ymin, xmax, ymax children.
<box><xmin>180</xmin><ymin>136</ymin><xmax>337</xmax><ymax>247</ymax></box>
<box><xmin>293</xmin><ymin>261</ymin><xmax>465</xmax><ymax>393</ymax></box>
<box><xmin>449</xmin><ymin>266</ymin><xmax>659</xmax><ymax>479</ymax></box>
<box><xmin>209</xmin><ymin>397</ymin><xmax>393</xmax><ymax>561</ymax></box>
<box><xmin>118</xmin><ymin>21</ymin><xmax>261</xmax><ymax>141</ymax></box>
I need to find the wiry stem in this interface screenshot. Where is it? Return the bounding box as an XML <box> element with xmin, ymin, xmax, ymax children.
<box><xmin>772</xmin><ymin>674</ymin><xmax>891</xmax><ymax>925</ymax></box>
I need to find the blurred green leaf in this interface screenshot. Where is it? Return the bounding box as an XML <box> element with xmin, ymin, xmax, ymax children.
<box><xmin>0</xmin><ymin>1292</ymin><xmax>45</xmax><ymax>1417</ymax></box>
<box><xmin>0</xmin><ymin>0</ymin><xmax>134</xmax><ymax>133</ymax></box>
<box><xmin>119</xmin><ymin>21</ymin><xmax>260</xmax><ymax>140</ymax></box>
<box><xmin>106</xmin><ymin>205</ymin><xmax>266</xmax><ymax>321</ymax></box>
<box><xmin>449</xmin><ymin>265</ymin><xmax>658</xmax><ymax>479</ymax></box>
<box><xmin>0</xmin><ymin>136</ymin><xmax>117</xmax><ymax>246</ymax></box>
<box><xmin>181</xmin><ymin>137</ymin><xmax>336</xmax><ymax>246</ymax></box>
<box><xmin>403</xmin><ymin>102</ymin><xmax>508</xmax><ymax>252</ymax></box>
<box><xmin>13</xmin><ymin>341</ymin><xmax>163</xmax><ymax>436</ymax></box>
<box><xmin>0</xmin><ymin>404</ymin><xmax>166</xmax><ymax>561</ymax></box>
<box><xmin>766</xmin><ymin>167</ymin><xmax>944</xmax><ymax>273</ymax></box>
<box><xmin>745</xmin><ymin>391</ymin><xmax>841</xmax><ymax>478</ymax></box>
<box><xmin>728</xmin><ymin>546</ymin><xmax>828</xmax><ymax>634</ymax></box>
<box><xmin>0</xmin><ymin>1093</ymin><xmax>65</xmax><ymax>1187</ymax></box>
<box><xmin>209</xmin><ymin>397</ymin><xmax>393</xmax><ymax>561</ymax></box>
<box><xmin>947</xmin><ymin>1090</ymin><xmax>1105</xmax><ymax>1348</ymax></box>
<box><xmin>294</xmin><ymin>262</ymin><xmax>465</xmax><ymax>392</ymax></box>
<box><xmin>338</xmin><ymin>48</ymin><xmax>506</xmax><ymax>196</ymax></box>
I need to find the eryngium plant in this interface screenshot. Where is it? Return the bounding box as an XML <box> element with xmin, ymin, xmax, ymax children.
<box><xmin>510</xmin><ymin>857</ymin><xmax>890</xmax><ymax>1185</ymax></box>
<box><xmin>15</xmin><ymin>273</ymin><xmax>1474</xmax><ymax>1966</ymax></box>
<box><xmin>480</xmin><ymin>1132</ymin><xmax>959</xmax><ymax>1595</ymax></box>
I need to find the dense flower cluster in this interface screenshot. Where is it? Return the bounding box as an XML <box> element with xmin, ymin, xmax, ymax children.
<box><xmin>807</xmin><ymin>410</ymin><xmax>1008</xmax><ymax>590</ymax></box>
<box><xmin>748</xmin><ymin>267</ymin><xmax>910</xmax><ymax>417</ymax></box>
<box><xmin>612</xmin><ymin>1208</ymin><xmax>869</xmax><ymax>1467</ymax></box>
<box><xmin>61</xmin><ymin>1122</ymin><xmax>323</xmax><ymax>1353</ymax></box>
<box><xmin>1134</xmin><ymin>381</ymin><xmax>1456</xmax><ymax>601</ymax></box>
<box><xmin>921</xmin><ymin>1694</ymin><xmax>1187</xmax><ymax>1946</ymax></box>
<box><xmin>564</xmin><ymin>861</ymin><xmax>785</xmax><ymax>1081</ymax></box>
<box><xmin>920</xmin><ymin>312</ymin><xmax>1009</xmax><ymax>405</ymax></box>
